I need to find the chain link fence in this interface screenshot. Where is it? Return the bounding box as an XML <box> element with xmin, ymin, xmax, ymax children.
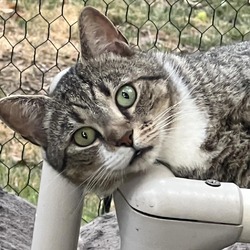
<box><xmin>0</xmin><ymin>0</ymin><xmax>250</xmax><ymax>223</ymax></box>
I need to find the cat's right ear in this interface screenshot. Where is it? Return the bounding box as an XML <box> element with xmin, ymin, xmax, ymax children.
<box><xmin>78</xmin><ymin>6</ymin><xmax>134</xmax><ymax>60</ymax></box>
<box><xmin>0</xmin><ymin>95</ymin><xmax>50</xmax><ymax>147</ymax></box>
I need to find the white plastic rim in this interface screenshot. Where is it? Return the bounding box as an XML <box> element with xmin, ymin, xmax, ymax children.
<box><xmin>31</xmin><ymin>160</ymin><xmax>83</xmax><ymax>250</ymax></box>
<box><xmin>239</xmin><ymin>188</ymin><xmax>250</xmax><ymax>242</ymax></box>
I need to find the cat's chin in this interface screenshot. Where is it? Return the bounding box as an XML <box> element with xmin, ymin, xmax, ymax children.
<box><xmin>93</xmin><ymin>169</ymin><xmax>147</xmax><ymax>196</ymax></box>
<box><xmin>92</xmin><ymin>157</ymin><xmax>153</xmax><ymax>196</ymax></box>
<box><xmin>128</xmin><ymin>146</ymin><xmax>153</xmax><ymax>166</ymax></box>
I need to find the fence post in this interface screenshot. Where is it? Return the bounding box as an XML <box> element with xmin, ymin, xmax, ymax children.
<box><xmin>31</xmin><ymin>159</ymin><xmax>83</xmax><ymax>250</ymax></box>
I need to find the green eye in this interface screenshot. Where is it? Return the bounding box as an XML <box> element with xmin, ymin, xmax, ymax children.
<box><xmin>116</xmin><ymin>85</ymin><xmax>137</xmax><ymax>108</ymax></box>
<box><xmin>73</xmin><ymin>127</ymin><xmax>96</xmax><ymax>147</ymax></box>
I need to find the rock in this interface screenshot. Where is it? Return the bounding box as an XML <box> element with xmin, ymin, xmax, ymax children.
<box><xmin>78</xmin><ymin>213</ymin><xmax>119</xmax><ymax>250</ymax></box>
<box><xmin>0</xmin><ymin>188</ymin><xmax>35</xmax><ymax>250</ymax></box>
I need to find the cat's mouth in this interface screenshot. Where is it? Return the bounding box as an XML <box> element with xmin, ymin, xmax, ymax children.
<box><xmin>129</xmin><ymin>146</ymin><xmax>153</xmax><ymax>165</ymax></box>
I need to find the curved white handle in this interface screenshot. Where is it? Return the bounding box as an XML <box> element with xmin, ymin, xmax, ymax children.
<box><xmin>239</xmin><ymin>188</ymin><xmax>250</xmax><ymax>242</ymax></box>
<box><xmin>31</xmin><ymin>160</ymin><xmax>83</xmax><ymax>250</ymax></box>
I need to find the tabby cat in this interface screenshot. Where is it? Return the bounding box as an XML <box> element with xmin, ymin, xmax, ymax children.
<box><xmin>0</xmin><ymin>7</ymin><xmax>249</xmax><ymax>195</ymax></box>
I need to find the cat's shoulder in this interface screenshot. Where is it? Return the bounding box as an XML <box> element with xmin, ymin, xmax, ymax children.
<box><xmin>186</xmin><ymin>41</ymin><xmax>250</xmax><ymax>63</ymax></box>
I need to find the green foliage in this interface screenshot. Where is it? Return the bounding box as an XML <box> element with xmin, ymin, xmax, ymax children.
<box><xmin>0</xmin><ymin>161</ymin><xmax>41</xmax><ymax>205</ymax></box>
<box><xmin>82</xmin><ymin>194</ymin><xmax>102</xmax><ymax>224</ymax></box>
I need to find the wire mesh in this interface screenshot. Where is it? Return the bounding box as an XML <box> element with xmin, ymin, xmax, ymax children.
<box><xmin>0</xmin><ymin>0</ymin><xmax>250</xmax><ymax>223</ymax></box>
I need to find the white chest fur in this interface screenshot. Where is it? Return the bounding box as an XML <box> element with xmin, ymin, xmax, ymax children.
<box><xmin>156</xmin><ymin>53</ymin><xmax>210</xmax><ymax>171</ymax></box>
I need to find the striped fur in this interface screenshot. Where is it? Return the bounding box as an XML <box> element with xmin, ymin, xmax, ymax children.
<box><xmin>0</xmin><ymin>7</ymin><xmax>249</xmax><ymax>195</ymax></box>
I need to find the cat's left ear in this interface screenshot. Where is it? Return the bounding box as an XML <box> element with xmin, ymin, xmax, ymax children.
<box><xmin>78</xmin><ymin>6</ymin><xmax>134</xmax><ymax>60</ymax></box>
<box><xmin>0</xmin><ymin>95</ymin><xmax>50</xmax><ymax>147</ymax></box>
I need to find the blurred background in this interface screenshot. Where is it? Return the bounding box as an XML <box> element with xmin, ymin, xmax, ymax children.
<box><xmin>0</xmin><ymin>0</ymin><xmax>250</xmax><ymax>223</ymax></box>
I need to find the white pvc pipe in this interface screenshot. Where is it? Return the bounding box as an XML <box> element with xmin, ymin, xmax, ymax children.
<box><xmin>239</xmin><ymin>188</ymin><xmax>250</xmax><ymax>242</ymax></box>
<box><xmin>31</xmin><ymin>160</ymin><xmax>83</xmax><ymax>250</ymax></box>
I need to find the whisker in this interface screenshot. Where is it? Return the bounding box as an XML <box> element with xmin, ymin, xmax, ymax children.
<box><xmin>101</xmin><ymin>169</ymin><xmax>114</xmax><ymax>190</ymax></box>
<box><xmin>154</xmin><ymin>82</ymin><xmax>200</xmax><ymax>123</ymax></box>
<box><xmin>71</xmin><ymin>187</ymin><xmax>85</xmax><ymax>215</ymax></box>
<box><xmin>42</xmin><ymin>168</ymin><xmax>68</xmax><ymax>191</ymax></box>
<box><xmin>98</xmin><ymin>168</ymin><xmax>111</xmax><ymax>188</ymax></box>
<box><xmin>86</xmin><ymin>166</ymin><xmax>108</xmax><ymax>193</ymax></box>
<box><xmin>156</xmin><ymin>109</ymin><xmax>185</xmax><ymax>125</ymax></box>
<box><xmin>156</xmin><ymin>108</ymin><xmax>207</xmax><ymax>129</ymax></box>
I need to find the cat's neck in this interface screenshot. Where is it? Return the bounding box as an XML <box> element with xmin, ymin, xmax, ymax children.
<box><xmin>156</xmin><ymin>53</ymin><xmax>210</xmax><ymax>172</ymax></box>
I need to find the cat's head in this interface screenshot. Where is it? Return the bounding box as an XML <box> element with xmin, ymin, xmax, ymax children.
<box><xmin>0</xmin><ymin>7</ymin><xmax>174</xmax><ymax>195</ymax></box>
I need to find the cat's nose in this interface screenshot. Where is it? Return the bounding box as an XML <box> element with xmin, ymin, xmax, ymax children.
<box><xmin>116</xmin><ymin>130</ymin><xmax>133</xmax><ymax>147</ymax></box>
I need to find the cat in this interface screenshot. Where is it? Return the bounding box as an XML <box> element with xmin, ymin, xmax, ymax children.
<box><xmin>0</xmin><ymin>6</ymin><xmax>249</xmax><ymax>195</ymax></box>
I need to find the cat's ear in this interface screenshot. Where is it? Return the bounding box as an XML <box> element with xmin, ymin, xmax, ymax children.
<box><xmin>0</xmin><ymin>95</ymin><xmax>50</xmax><ymax>147</ymax></box>
<box><xmin>78</xmin><ymin>6</ymin><xmax>134</xmax><ymax>60</ymax></box>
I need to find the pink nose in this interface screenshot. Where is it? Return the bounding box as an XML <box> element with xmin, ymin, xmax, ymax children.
<box><xmin>116</xmin><ymin>130</ymin><xmax>133</xmax><ymax>147</ymax></box>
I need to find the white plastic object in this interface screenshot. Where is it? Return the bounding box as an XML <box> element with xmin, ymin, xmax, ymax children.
<box><xmin>114</xmin><ymin>164</ymin><xmax>250</xmax><ymax>250</ymax></box>
<box><xmin>240</xmin><ymin>188</ymin><xmax>250</xmax><ymax>242</ymax></box>
<box><xmin>49</xmin><ymin>67</ymin><xmax>70</xmax><ymax>93</ymax></box>
<box><xmin>31</xmin><ymin>160</ymin><xmax>83</xmax><ymax>250</ymax></box>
